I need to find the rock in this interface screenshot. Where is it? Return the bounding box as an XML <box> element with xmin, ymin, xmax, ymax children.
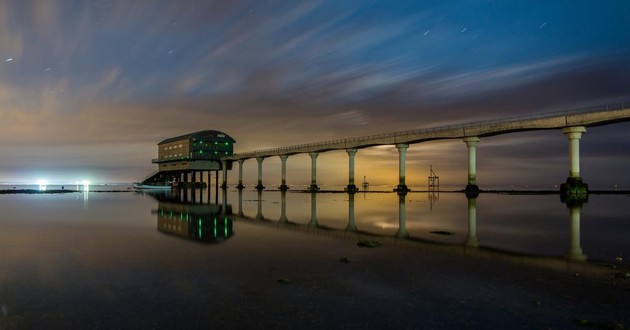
<box><xmin>357</xmin><ymin>240</ymin><xmax>383</xmax><ymax>248</ymax></box>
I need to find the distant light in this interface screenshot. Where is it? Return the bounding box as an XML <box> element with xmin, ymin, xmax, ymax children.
<box><xmin>81</xmin><ymin>180</ymin><xmax>90</xmax><ymax>192</ymax></box>
<box><xmin>5</xmin><ymin>58</ymin><xmax>13</xmax><ymax>62</ymax></box>
<box><xmin>36</xmin><ymin>179</ymin><xmax>48</xmax><ymax>191</ymax></box>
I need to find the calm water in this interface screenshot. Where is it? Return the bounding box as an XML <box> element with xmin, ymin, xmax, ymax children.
<box><xmin>1</xmin><ymin>187</ymin><xmax>629</xmax><ymax>328</ymax></box>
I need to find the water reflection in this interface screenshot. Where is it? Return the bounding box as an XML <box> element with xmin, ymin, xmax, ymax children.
<box><xmin>565</xmin><ymin>199</ymin><xmax>587</xmax><ymax>261</ymax></box>
<box><xmin>230</xmin><ymin>189</ymin><xmax>608</xmax><ymax>267</ymax></box>
<box><xmin>148</xmin><ymin>190</ymin><xmax>234</xmax><ymax>244</ymax></box>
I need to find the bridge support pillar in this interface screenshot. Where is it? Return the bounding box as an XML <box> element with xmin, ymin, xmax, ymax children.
<box><xmin>237</xmin><ymin>159</ymin><xmax>245</xmax><ymax>189</ymax></box>
<box><xmin>279</xmin><ymin>155</ymin><xmax>289</xmax><ymax>191</ymax></box>
<box><xmin>256</xmin><ymin>157</ymin><xmax>265</xmax><ymax>190</ymax></box>
<box><xmin>395</xmin><ymin>144</ymin><xmax>410</xmax><ymax>192</ymax></box>
<box><xmin>560</xmin><ymin>126</ymin><xmax>588</xmax><ymax>197</ymax></box>
<box><xmin>308</xmin><ymin>152</ymin><xmax>320</xmax><ymax>191</ymax></box>
<box><xmin>221</xmin><ymin>160</ymin><xmax>228</xmax><ymax>189</ymax></box>
<box><xmin>346</xmin><ymin>148</ymin><xmax>358</xmax><ymax>193</ymax></box>
<box><xmin>464</xmin><ymin>137</ymin><xmax>480</xmax><ymax>192</ymax></box>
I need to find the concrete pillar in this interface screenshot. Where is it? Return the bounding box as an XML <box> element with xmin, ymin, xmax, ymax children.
<box><xmin>308</xmin><ymin>152</ymin><xmax>320</xmax><ymax>191</ymax></box>
<box><xmin>464</xmin><ymin>137</ymin><xmax>480</xmax><ymax>192</ymax></box>
<box><xmin>221</xmin><ymin>160</ymin><xmax>228</xmax><ymax>189</ymax></box>
<box><xmin>237</xmin><ymin>159</ymin><xmax>245</xmax><ymax>189</ymax></box>
<box><xmin>395</xmin><ymin>144</ymin><xmax>409</xmax><ymax>192</ymax></box>
<box><xmin>466</xmin><ymin>195</ymin><xmax>479</xmax><ymax>247</ymax></box>
<box><xmin>560</xmin><ymin>126</ymin><xmax>588</xmax><ymax>196</ymax></box>
<box><xmin>279</xmin><ymin>155</ymin><xmax>289</xmax><ymax>191</ymax></box>
<box><xmin>256</xmin><ymin>157</ymin><xmax>265</xmax><ymax>190</ymax></box>
<box><xmin>564</xmin><ymin>126</ymin><xmax>586</xmax><ymax>178</ymax></box>
<box><xmin>346</xmin><ymin>148</ymin><xmax>358</xmax><ymax>192</ymax></box>
<box><xmin>396</xmin><ymin>193</ymin><xmax>408</xmax><ymax>238</ymax></box>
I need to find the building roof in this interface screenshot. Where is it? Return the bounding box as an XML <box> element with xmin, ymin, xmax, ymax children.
<box><xmin>158</xmin><ymin>130</ymin><xmax>236</xmax><ymax>145</ymax></box>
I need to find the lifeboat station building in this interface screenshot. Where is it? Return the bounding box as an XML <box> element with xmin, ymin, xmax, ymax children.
<box><xmin>141</xmin><ymin>130</ymin><xmax>235</xmax><ymax>187</ymax></box>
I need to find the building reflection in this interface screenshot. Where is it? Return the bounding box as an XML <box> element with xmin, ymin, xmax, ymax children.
<box><xmin>146</xmin><ymin>190</ymin><xmax>234</xmax><ymax>244</ymax></box>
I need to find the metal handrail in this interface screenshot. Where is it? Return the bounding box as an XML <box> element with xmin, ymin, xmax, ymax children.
<box><xmin>231</xmin><ymin>102</ymin><xmax>628</xmax><ymax>158</ymax></box>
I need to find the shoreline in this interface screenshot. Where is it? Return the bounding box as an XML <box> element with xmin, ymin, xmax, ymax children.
<box><xmin>2</xmin><ymin>188</ymin><xmax>629</xmax><ymax>195</ymax></box>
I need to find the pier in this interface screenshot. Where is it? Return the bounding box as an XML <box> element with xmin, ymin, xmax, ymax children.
<box><xmin>142</xmin><ymin>102</ymin><xmax>630</xmax><ymax>197</ymax></box>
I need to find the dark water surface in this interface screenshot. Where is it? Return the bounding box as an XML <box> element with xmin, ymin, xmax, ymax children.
<box><xmin>1</xmin><ymin>189</ymin><xmax>629</xmax><ymax>329</ymax></box>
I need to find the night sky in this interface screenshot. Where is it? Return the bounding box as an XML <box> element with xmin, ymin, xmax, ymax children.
<box><xmin>1</xmin><ymin>0</ymin><xmax>629</xmax><ymax>188</ymax></box>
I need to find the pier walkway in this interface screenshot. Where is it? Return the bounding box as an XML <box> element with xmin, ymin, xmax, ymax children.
<box><xmin>221</xmin><ymin>102</ymin><xmax>630</xmax><ymax>194</ymax></box>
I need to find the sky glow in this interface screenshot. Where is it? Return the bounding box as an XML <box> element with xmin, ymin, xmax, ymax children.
<box><xmin>0</xmin><ymin>1</ymin><xmax>629</xmax><ymax>188</ymax></box>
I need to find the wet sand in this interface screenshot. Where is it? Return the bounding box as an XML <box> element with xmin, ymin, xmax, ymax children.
<box><xmin>0</xmin><ymin>218</ymin><xmax>628</xmax><ymax>330</ymax></box>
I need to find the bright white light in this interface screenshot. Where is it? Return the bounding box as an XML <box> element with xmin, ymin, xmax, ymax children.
<box><xmin>36</xmin><ymin>179</ymin><xmax>48</xmax><ymax>191</ymax></box>
<box><xmin>81</xmin><ymin>180</ymin><xmax>90</xmax><ymax>192</ymax></box>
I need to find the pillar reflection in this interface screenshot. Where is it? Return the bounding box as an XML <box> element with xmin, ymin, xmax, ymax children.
<box><xmin>279</xmin><ymin>190</ymin><xmax>288</xmax><ymax>223</ymax></box>
<box><xmin>564</xmin><ymin>199</ymin><xmax>587</xmax><ymax>261</ymax></box>
<box><xmin>396</xmin><ymin>192</ymin><xmax>408</xmax><ymax>238</ymax></box>
<box><xmin>256</xmin><ymin>189</ymin><xmax>265</xmax><ymax>220</ymax></box>
<box><xmin>237</xmin><ymin>188</ymin><xmax>244</xmax><ymax>217</ymax></box>
<box><xmin>346</xmin><ymin>192</ymin><xmax>357</xmax><ymax>232</ymax></box>
<box><xmin>466</xmin><ymin>194</ymin><xmax>479</xmax><ymax>247</ymax></box>
<box><xmin>309</xmin><ymin>192</ymin><xmax>319</xmax><ymax>227</ymax></box>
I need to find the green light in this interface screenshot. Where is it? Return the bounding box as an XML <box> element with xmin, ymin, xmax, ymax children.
<box><xmin>199</xmin><ymin>150</ymin><xmax>203</xmax><ymax>154</ymax></box>
<box><xmin>170</xmin><ymin>211</ymin><xmax>173</xmax><ymax>219</ymax></box>
<box><xmin>198</xmin><ymin>218</ymin><xmax>202</xmax><ymax>238</ymax></box>
<box><xmin>214</xmin><ymin>142</ymin><xmax>218</xmax><ymax>145</ymax></box>
<box><xmin>224</xmin><ymin>142</ymin><xmax>229</xmax><ymax>146</ymax></box>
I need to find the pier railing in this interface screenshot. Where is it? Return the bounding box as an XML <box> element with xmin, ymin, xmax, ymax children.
<box><xmin>229</xmin><ymin>101</ymin><xmax>628</xmax><ymax>159</ymax></box>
